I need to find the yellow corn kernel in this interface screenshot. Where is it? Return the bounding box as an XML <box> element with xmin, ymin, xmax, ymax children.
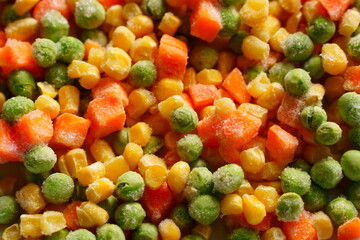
<box><xmin>199</xmin><ymin>105</ymin><xmax>216</xmax><ymax>120</ymax></box>
<box><xmin>104</xmin><ymin>156</ymin><xmax>131</xmax><ymax>183</ymax></box>
<box><xmin>220</xmin><ymin>193</ymin><xmax>243</xmax><ymax>216</ymax></box>
<box><xmin>101</xmin><ymin>47</ymin><xmax>132</xmax><ymax>81</ymax></box>
<box><xmin>237</xmin><ymin>180</ymin><xmax>254</xmax><ymax>196</ymax></box>
<box><xmin>35</xmin><ymin>94</ymin><xmax>60</xmax><ymax>119</ymax></box>
<box><xmin>253</xmin><ymin>185</ymin><xmax>279</xmax><ymax>213</ymax></box>
<box><xmin>76</xmin><ymin>202</ymin><xmax>109</xmax><ymax>228</ymax></box>
<box><xmin>123</xmin><ymin>142</ymin><xmax>143</xmax><ymax>170</ymax></box>
<box><xmin>126</xmin><ymin>88</ymin><xmax>157</xmax><ymax>119</ymax></box>
<box><xmin>239</xmin><ymin>147</ymin><xmax>265</xmax><ymax>174</ymax></box>
<box><xmin>2</xmin><ymin>224</ymin><xmax>21</xmax><ymax>240</ymax></box>
<box><xmin>192</xmin><ymin>224</ymin><xmax>212</xmax><ymax>240</ymax></box>
<box><xmin>58</xmin><ymin>85</ymin><xmax>80</xmax><ymax>115</ymax></box>
<box><xmin>251</xmin><ymin>16</ymin><xmax>281</xmax><ymax>43</ymax></box>
<box><xmin>88</xmin><ymin>47</ymin><xmax>105</xmax><ymax>72</ymax></box>
<box><xmin>112</xmin><ymin>26</ymin><xmax>136</xmax><ymax>52</ymax></box>
<box><xmin>246</xmin><ymin>72</ymin><xmax>271</xmax><ymax>98</ymax></box>
<box><xmin>339</xmin><ymin>8</ymin><xmax>360</xmax><ymax>37</ymax></box>
<box><xmin>240</xmin><ymin>0</ymin><xmax>269</xmax><ymax>27</ymax></box>
<box><xmin>5</xmin><ymin>18</ymin><xmax>39</xmax><ymax>41</ymax></box>
<box><xmin>68</xmin><ymin>60</ymin><xmax>100</xmax><ymax>89</ymax></box>
<box><xmin>158</xmin><ymin>12</ymin><xmax>182</xmax><ymax>36</ymax></box>
<box><xmin>183</xmin><ymin>67</ymin><xmax>197</xmax><ymax>91</ymax></box>
<box><xmin>90</xmin><ymin>139</ymin><xmax>115</xmax><ymax>163</ymax></box>
<box><xmin>279</xmin><ymin>0</ymin><xmax>301</xmax><ymax>13</ymax></box>
<box><xmin>128</xmin><ymin>122</ymin><xmax>152</xmax><ymax>146</ymax></box>
<box><xmin>261</xmin><ymin>227</ymin><xmax>286</xmax><ymax>240</ymax></box>
<box><xmin>105</xmin><ymin>5</ymin><xmax>125</xmax><ymax>26</ymax></box>
<box><xmin>86</xmin><ymin>177</ymin><xmax>116</xmax><ymax>203</ymax></box>
<box><xmin>145</xmin><ymin>164</ymin><xmax>168</xmax><ymax>189</ymax></box>
<box><xmin>129</xmin><ymin>36</ymin><xmax>158</xmax><ymax>63</ymax></box>
<box><xmin>77</xmin><ymin>161</ymin><xmax>106</xmax><ymax>186</ymax></box>
<box><xmin>63</xmin><ymin>148</ymin><xmax>87</xmax><ymax>178</ymax></box>
<box><xmin>321</xmin><ymin>43</ymin><xmax>348</xmax><ymax>75</ymax></box>
<box><xmin>242</xmin><ymin>194</ymin><xmax>266</xmax><ymax>225</ymax></box>
<box><xmin>217</xmin><ymin>51</ymin><xmax>236</xmax><ymax>79</ymax></box>
<box><xmin>324</xmin><ymin>76</ymin><xmax>345</xmax><ymax>100</ymax></box>
<box><xmin>138</xmin><ymin>154</ymin><xmax>167</xmax><ymax>176</ymax></box>
<box><xmin>40</xmin><ymin>211</ymin><xmax>66</xmax><ymax>236</ymax></box>
<box><xmin>158</xmin><ymin>95</ymin><xmax>185</xmax><ymax>119</ymax></box>
<box><xmin>214</xmin><ymin>97</ymin><xmax>236</xmax><ymax>115</ymax></box>
<box><xmin>269</xmin><ymin>0</ymin><xmax>286</xmax><ymax>20</ymax></box>
<box><xmin>305</xmin><ymin>83</ymin><xmax>325</xmax><ymax>105</ymax></box>
<box><xmin>256</xmin><ymin>82</ymin><xmax>285</xmax><ymax>110</ymax></box>
<box><xmin>196</xmin><ymin>69</ymin><xmax>223</xmax><ymax>86</ymax></box>
<box><xmin>285</xmin><ymin>12</ymin><xmax>302</xmax><ymax>34</ymax></box>
<box><xmin>37</xmin><ymin>81</ymin><xmax>58</xmax><ymax>98</ymax></box>
<box><xmin>238</xmin><ymin>103</ymin><xmax>268</xmax><ymax>126</ymax></box>
<box><xmin>252</xmin><ymin>181</ymin><xmax>282</xmax><ymax>194</ymax></box>
<box><xmin>309</xmin><ymin>211</ymin><xmax>333</xmax><ymax>240</ymax></box>
<box><xmin>15</xmin><ymin>184</ymin><xmax>46</xmax><ymax>214</ymax></box>
<box><xmin>269</xmin><ymin>28</ymin><xmax>289</xmax><ymax>53</ymax></box>
<box><xmin>153</xmin><ymin>78</ymin><xmax>184</xmax><ymax>101</ymax></box>
<box><xmin>0</xmin><ymin>92</ymin><xmax>5</xmax><ymax>113</ymax></box>
<box><xmin>122</xmin><ymin>2</ymin><xmax>142</xmax><ymax>20</ymax></box>
<box><xmin>127</xmin><ymin>15</ymin><xmax>154</xmax><ymax>38</ymax></box>
<box><xmin>168</xmin><ymin>161</ymin><xmax>190</xmax><ymax>196</ymax></box>
<box><xmin>20</xmin><ymin>214</ymin><xmax>42</xmax><ymax>238</ymax></box>
<box><xmin>13</xmin><ymin>0</ymin><xmax>39</xmax><ymax>15</ymax></box>
<box><xmin>303</xmin><ymin>0</ymin><xmax>323</xmax><ymax>23</ymax></box>
<box><xmin>259</xmin><ymin>162</ymin><xmax>284</xmax><ymax>181</ymax></box>
<box><xmin>242</xmin><ymin>36</ymin><xmax>270</xmax><ymax>61</ymax></box>
<box><xmin>158</xmin><ymin>219</ymin><xmax>181</xmax><ymax>240</ymax></box>
<box><xmin>59</xmin><ymin>155</ymin><xmax>71</xmax><ymax>176</ymax></box>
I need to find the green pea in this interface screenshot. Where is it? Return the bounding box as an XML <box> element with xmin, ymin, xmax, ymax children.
<box><xmin>284</xmin><ymin>68</ymin><xmax>312</xmax><ymax>96</ymax></box>
<box><xmin>143</xmin><ymin>136</ymin><xmax>163</xmax><ymax>154</ymax></box>
<box><xmin>45</xmin><ymin>63</ymin><xmax>72</xmax><ymax>89</ymax></box>
<box><xmin>347</xmin><ymin>34</ymin><xmax>360</xmax><ymax>61</ymax></box>
<box><xmin>243</xmin><ymin>65</ymin><xmax>265</xmax><ymax>83</ymax></box>
<box><xmin>80</xmin><ymin>29</ymin><xmax>108</xmax><ymax>46</ymax></box>
<box><xmin>116</xmin><ymin>171</ymin><xmax>145</xmax><ymax>201</ymax></box>
<box><xmin>268</xmin><ymin>62</ymin><xmax>295</xmax><ymax>85</ymax></box>
<box><xmin>96</xmin><ymin>224</ymin><xmax>125</xmax><ymax>240</ymax></box>
<box><xmin>310</xmin><ymin>157</ymin><xmax>343</xmax><ymax>189</ymax></box>
<box><xmin>181</xmin><ymin>235</ymin><xmax>204</xmax><ymax>240</ymax></box>
<box><xmin>300</xmin><ymin>105</ymin><xmax>327</xmax><ymax>130</ymax></box>
<box><xmin>98</xmin><ymin>195</ymin><xmax>119</xmax><ymax>223</ymax></box>
<box><xmin>113</xmin><ymin>128</ymin><xmax>129</xmax><ymax>155</ymax></box>
<box><xmin>213</xmin><ymin>164</ymin><xmax>244</xmax><ymax>194</ymax></box>
<box><xmin>341</xmin><ymin>150</ymin><xmax>360</xmax><ymax>181</ymax></box>
<box><xmin>229</xmin><ymin>31</ymin><xmax>249</xmax><ymax>55</ymax></box>
<box><xmin>349</xmin><ymin>127</ymin><xmax>360</xmax><ymax>149</ymax></box>
<box><xmin>40</xmin><ymin>10</ymin><xmax>69</xmax><ymax>42</ymax></box>
<box><xmin>315</xmin><ymin>121</ymin><xmax>342</xmax><ymax>145</ymax></box>
<box><xmin>75</xmin><ymin>0</ymin><xmax>105</xmax><ymax>29</ymax></box>
<box><xmin>129</xmin><ymin>60</ymin><xmax>157</xmax><ymax>88</ymax></box>
<box><xmin>228</xmin><ymin>227</ymin><xmax>260</xmax><ymax>240</ymax></box>
<box><xmin>132</xmin><ymin>223</ymin><xmax>159</xmax><ymax>240</ymax></box>
<box><xmin>219</xmin><ymin>6</ymin><xmax>240</xmax><ymax>37</ymax></box>
<box><xmin>71</xmin><ymin>180</ymin><xmax>87</xmax><ymax>201</ymax></box>
<box><xmin>66</xmin><ymin>229</ymin><xmax>96</xmax><ymax>240</ymax></box>
<box><xmin>284</xmin><ymin>32</ymin><xmax>314</xmax><ymax>62</ymax></box>
<box><xmin>338</xmin><ymin>92</ymin><xmax>360</xmax><ymax>127</ymax></box>
<box><xmin>189</xmin><ymin>46</ymin><xmax>219</xmax><ymax>71</ymax></box>
<box><xmin>303</xmin><ymin>55</ymin><xmax>324</xmax><ymax>81</ymax></box>
<box><xmin>303</xmin><ymin>184</ymin><xmax>328</xmax><ymax>212</ymax></box>
<box><xmin>2</xmin><ymin>4</ymin><xmax>30</xmax><ymax>25</ymax></box>
<box><xmin>8</xmin><ymin>69</ymin><xmax>36</xmax><ymax>99</ymax></box>
<box><xmin>176</xmin><ymin>134</ymin><xmax>203</xmax><ymax>162</ymax></box>
<box><xmin>42</xmin><ymin>173</ymin><xmax>75</xmax><ymax>204</ymax></box>
<box><xmin>347</xmin><ymin>182</ymin><xmax>360</xmax><ymax>210</ymax></box>
<box><xmin>57</xmin><ymin>36</ymin><xmax>85</xmax><ymax>64</ymax></box>
<box><xmin>0</xmin><ymin>196</ymin><xmax>20</xmax><ymax>224</ymax></box>
<box><xmin>326</xmin><ymin>197</ymin><xmax>358</xmax><ymax>226</ymax></box>
<box><xmin>24</xmin><ymin>145</ymin><xmax>57</xmax><ymax>174</ymax></box>
<box><xmin>32</xmin><ymin>38</ymin><xmax>57</xmax><ymax>68</ymax></box>
<box><xmin>189</xmin><ymin>159</ymin><xmax>209</xmax><ymax>169</ymax></box>
<box><xmin>288</xmin><ymin>158</ymin><xmax>311</xmax><ymax>173</ymax></box>
<box><xmin>307</xmin><ymin>16</ymin><xmax>336</xmax><ymax>44</ymax></box>
<box><xmin>141</xmin><ymin>0</ymin><xmax>166</xmax><ymax>20</ymax></box>
<box><xmin>275</xmin><ymin>192</ymin><xmax>304</xmax><ymax>222</ymax></box>
<box><xmin>25</xmin><ymin>169</ymin><xmax>51</xmax><ymax>185</ymax></box>
<box><xmin>44</xmin><ymin>229</ymin><xmax>69</xmax><ymax>240</ymax></box>
<box><xmin>2</xmin><ymin>96</ymin><xmax>34</xmax><ymax>123</ymax></box>
<box><xmin>223</xmin><ymin>0</ymin><xmax>246</xmax><ymax>6</ymax></box>
<box><xmin>281</xmin><ymin>167</ymin><xmax>311</xmax><ymax>196</ymax></box>
<box><xmin>188</xmin><ymin>195</ymin><xmax>220</xmax><ymax>225</ymax></box>
<box><xmin>170</xmin><ymin>204</ymin><xmax>194</xmax><ymax>230</ymax></box>
<box><xmin>170</xmin><ymin>106</ymin><xmax>198</xmax><ymax>134</ymax></box>
<box><xmin>187</xmin><ymin>167</ymin><xmax>214</xmax><ymax>195</ymax></box>
<box><xmin>115</xmin><ymin>202</ymin><xmax>146</xmax><ymax>230</ymax></box>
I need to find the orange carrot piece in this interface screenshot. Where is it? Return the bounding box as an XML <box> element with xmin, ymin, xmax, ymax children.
<box><xmin>84</xmin><ymin>40</ymin><xmax>102</xmax><ymax>60</ymax></box>
<box><xmin>63</xmin><ymin>201</ymin><xmax>82</xmax><ymax>231</ymax></box>
<box><xmin>282</xmin><ymin>211</ymin><xmax>318</xmax><ymax>240</ymax></box>
<box><xmin>344</xmin><ymin>66</ymin><xmax>360</xmax><ymax>94</ymax></box>
<box><xmin>50</xmin><ymin>113</ymin><xmax>91</xmax><ymax>149</ymax></box>
<box><xmin>277</xmin><ymin>93</ymin><xmax>307</xmax><ymax>129</ymax></box>
<box><xmin>32</xmin><ymin>0</ymin><xmax>71</xmax><ymax>21</ymax></box>
<box><xmin>156</xmin><ymin>34</ymin><xmax>188</xmax><ymax>80</ymax></box>
<box><xmin>85</xmin><ymin>96</ymin><xmax>126</xmax><ymax>139</ymax></box>
<box><xmin>319</xmin><ymin>0</ymin><xmax>350</xmax><ymax>21</ymax></box>
<box><xmin>0</xmin><ymin>31</ymin><xmax>6</xmax><ymax>48</ymax></box>
<box><xmin>143</xmin><ymin>113</ymin><xmax>171</xmax><ymax>136</ymax></box>
<box><xmin>91</xmin><ymin>77</ymin><xmax>129</xmax><ymax>107</ymax></box>
<box><xmin>266</xmin><ymin>124</ymin><xmax>299</xmax><ymax>166</ymax></box>
<box><xmin>190</xmin><ymin>0</ymin><xmax>221</xmax><ymax>42</ymax></box>
<box><xmin>0</xmin><ymin>120</ymin><xmax>23</xmax><ymax>163</ymax></box>
<box><xmin>189</xmin><ymin>83</ymin><xmax>218</xmax><ymax>110</ymax></box>
<box><xmin>197</xmin><ymin>114</ymin><xmax>222</xmax><ymax>148</ymax></box>
<box><xmin>222</xmin><ymin>68</ymin><xmax>251</xmax><ymax>104</ymax></box>
<box><xmin>338</xmin><ymin>218</ymin><xmax>360</xmax><ymax>240</ymax></box>
<box><xmin>97</xmin><ymin>0</ymin><xmax>124</xmax><ymax>9</ymax></box>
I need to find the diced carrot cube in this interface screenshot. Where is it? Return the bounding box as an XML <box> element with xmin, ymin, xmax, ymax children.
<box><xmin>0</xmin><ymin>120</ymin><xmax>22</xmax><ymax>163</ymax></box>
<box><xmin>222</xmin><ymin>68</ymin><xmax>251</xmax><ymax>104</ymax></box>
<box><xmin>189</xmin><ymin>84</ymin><xmax>218</xmax><ymax>110</ymax></box>
<box><xmin>91</xmin><ymin>77</ymin><xmax>129</xmax><ymax>107</ymax></box>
